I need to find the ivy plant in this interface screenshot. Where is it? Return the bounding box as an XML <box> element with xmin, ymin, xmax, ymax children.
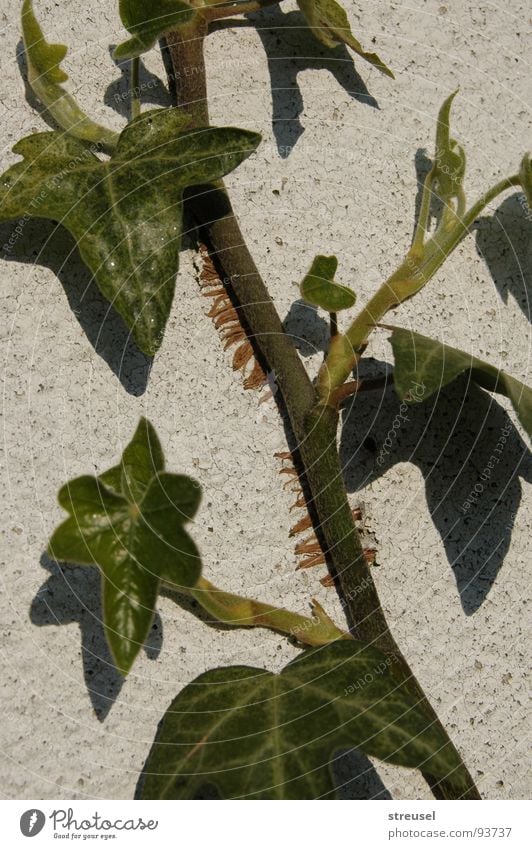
<box><xmin>2</xmin><ymin>0</ymin><xmax>530</xmax><ymax>801</ymax></box>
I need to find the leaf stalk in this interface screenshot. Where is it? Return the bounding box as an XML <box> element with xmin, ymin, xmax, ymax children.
<box><xmin>316</xmin><ymin>173</ymin><xmax>522</xmax><ymax>402</ymax></box>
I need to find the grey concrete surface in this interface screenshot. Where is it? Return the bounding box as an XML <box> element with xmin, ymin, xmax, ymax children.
<box><xmin>0</xmin><ymin>1</ymin><xmax>530</xmax><ymax>799</ymax></box>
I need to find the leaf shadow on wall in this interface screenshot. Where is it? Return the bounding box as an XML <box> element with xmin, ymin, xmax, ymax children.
<box><xmin>0</xmin><ymin>219</ymin><xmax>152</xmax><ymax>396</ymax></box>
<box><xmin>475</xmin><ymin>193</ymin><xmax>532</xmax><ymax>325</ymax></box>
<box><xmin>30</xmin><ymin>554</ymin><xmax>163</xmax><ymax>721</ymax></box>
<box><xmin>211</xmin><ymin>6</ymin><xmax>379</xmax><ymax>158</ymax></box>
<box><xmin>283</xmin><ymin>298</ymin><xmax>330</xmax><ymax>356</ymax></box>
<box><xmin>339</xmin><ymin>376</ymin><xmax>531</xmax><ymax>614</ymax></box>
<box><xmin>16</xmin><ymin>38</ymin><xmax>169</xmax><ymax>132</ymax></box>
<box><xmin>104</xmin><ymin>47</ymin><xmax>173</xmax><ymax>119</ymax></box>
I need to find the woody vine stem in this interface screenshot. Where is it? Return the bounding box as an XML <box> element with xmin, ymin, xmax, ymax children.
<box><xmin>164</xmin><ymin>18</ymin><xmax>480</xmax><ymax>800</ymax></box>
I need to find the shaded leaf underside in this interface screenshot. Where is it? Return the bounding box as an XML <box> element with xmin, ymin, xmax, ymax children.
<box><xmin>388</xmin><ymin>326</ymin><xmax>532</xmax><ymax>437</ymax></box>
<box><xmin>140</xmin><ymin>641</ymin><xmax>465</xmax><ymax>799</ymax></box>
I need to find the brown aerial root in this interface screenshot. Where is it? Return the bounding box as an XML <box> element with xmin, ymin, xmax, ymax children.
<box><xmin>197</xmin><ymin>243</ymin><xmax>267</xmax><ymax>390</ymax></box>
<box><xmin>275</xmin><ymin>451</ymin><xmax>372</xmax><ymax>584</ymax></box>
<box><xmin>319</xmin><ymin>573</ymin><xmax>336</xmax><ymax>588</ymax></box>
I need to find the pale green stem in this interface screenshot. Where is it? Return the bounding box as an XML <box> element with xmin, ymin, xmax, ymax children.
<box><xmin>130</xmin><ymin>57</ymin><xmax>141</xmax><ymax>120</ymax></box>
<box><xmin>317</xmin><ymin>173</ymin><xmax>522</xmax><ymax>400</ymax></box>
<box><xmin>164</xmin><ymin>576</ymin><xmax>352</xmax><ymax>647</ymax></box>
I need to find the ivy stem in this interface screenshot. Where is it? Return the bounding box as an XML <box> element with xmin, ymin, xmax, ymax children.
<box><xmin>411</xmin><ymin>166</ymin><xmax>435</xmax><ymax>254</ymax></box>
<box><xmin>163</xmin><ymin>22</ymin><xmax>481</xmax><ymax>799</ymax></box>
<box><xmin>130</xmin><ymin>57</ymin><xmax>141</xmax><ymax>120</ymax></box>
<box><xmin>317</xmin><ymin>173</ymin><xmax>522</xmax><ymax>401</ymax></box>
<box><xmin>163</xmin><ymin>576</ymin><xmax>352</xmax><ymax>646</ymax></box>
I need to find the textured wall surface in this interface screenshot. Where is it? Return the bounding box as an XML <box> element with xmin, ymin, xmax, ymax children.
<box><xmin>0</xmin><ymin>0</ymin><xmax>530</xmax><ymax>800</ymax></box>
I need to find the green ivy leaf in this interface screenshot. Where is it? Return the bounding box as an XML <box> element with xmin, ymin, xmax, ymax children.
<box><xmin>297</xmin><ymin>0</ymin><xmax>394</xmax><ymax>78</ymax></box>
<box><xmin>114</xmin><ymin>0</ymin><xmax>197</xmax><ymax>60</ymax></box>
<box><xmin>387</xmin><ymin>326</ymin><xmax>532</xmax><ymax>438</ymax></box>
<box><xmin>300</xmin><ymin>255</ymin><xmax>356</xmax><ymax>312</ymax></box>
<box><xmin>140</xmin><ymin>641</ymin><xmax>465</xmax><ymax>799</ymax></box>
<box><xmin>22</xmin><ymin>0</ymin><xmax>118</xmax><ymax>151</ymax></box>
<box><xmin>0</xmin><ymin>109</ymin><xmax>261</xmax><ymax>355</ymax></box>
<box><xmin>432</xmin><ymin>91</ymin><xmax>466</xmax><ymax>203</ymax></box>
<box><xmin>48</xmin><ymin>418</ymin><xmax>202</xmax><ymax>674</ymax></box>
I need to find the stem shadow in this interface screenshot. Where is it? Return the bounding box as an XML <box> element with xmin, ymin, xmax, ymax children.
<box><xmin>413</xmin><ymin>147</ymin><xmax>444</xmax><ymax>236</ymax></box>
<box><xmin>30</xmin><ymin>554</ymin><xmax>163</xmax><ymax>721</ymax></box>
<box><xmin>103</xmin><ymin>47</ymin><xmax>172</xmax><ymax>119</ymax></box>
<box><xmin>0</xmin><ymin>219</ymin><xmax>152</xmax><ymax>396</ymax></box>
<box><xmin>339</xmin><ymin>377</ymin><xmax>531</xmax><ymax>614</ymax></box>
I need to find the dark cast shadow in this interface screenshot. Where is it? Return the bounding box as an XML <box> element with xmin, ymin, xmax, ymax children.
<box><xmin>104</xmin><ymin>47</ymin><xmax>172</xmax><ymax>119</ymax></box>
<box><xmin>30</xmin><ymin>554</ymin><xmax>163</xmax><ymax>721</ymax></box>
<box><xmin>283</xmin><ymin>298</ymin><xmax>330</xmax><ymax>357</ymax></box>
<box><xmin>413</xmin><ymin>147</ymin><xmax>445</xmax><ymax>236</ymax></box>
<box><xmin>333</xmin><ymin>749</ymin><xmax>392</xmax><ymax>799</ymax></box>
<box><xmin>0</xmin><ymin>219</ymin><xmax>152</xmax><ymax>395</ymax></box>
<box><xmin>475</xmin><ymin>192</ymin><xmax>532</xmax><ymax>325</ymax></box>
<box><xmin>136</xmin><ymin>742</ymin><xmax>392</xmax><ymax>800</ymax></box>
<box><xmin>16</xmin><ymin>38</ymin><xmax>64</xmax><ymax>135</ymax></box>
<box><xmin>211</xmin><ymin>6</ymin><xmax>379</xmax><ymax>158</ymax></box>
<box><xmin>340</xmin><ymin>377</ymin><xmax>531</xmax><ymax>614</ymax></box>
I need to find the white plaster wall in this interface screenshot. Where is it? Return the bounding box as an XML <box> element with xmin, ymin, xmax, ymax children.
<box><xmin>0</xmin><ymin>0</ymin><xmax>530</xmax><ymax>799</ymax></box>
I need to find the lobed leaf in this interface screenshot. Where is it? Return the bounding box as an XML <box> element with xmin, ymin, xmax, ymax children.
<box><xmin>0</xmin><ymin>108</ymin><xmax>261</xmax><ymax>355</ymax></box>
<box><xmin>387</xmin><ymin>326</ymin><xmax>532</xmax><ymax>437</ymax></box>
<box><xmin>300</xmin><ymin>255</ymin><xmax>356</xmax><ymax>312</ymax></box>
<box><xmin>48</xmin><ymin>418</ymin><xmax>202</xmax><ymax>674</ymax></box>
<box><xmin>297</xmin><ymin>0</ymin><xmax>394</xmax><ymax>78</ymax></box>
<box><xmin>114</xmin><ymin>0</ymin><xmax>197</xmax><ymax>60</ymax></box>
<box><xmin>140</xmin><ymin>641</ymin><xmax>466</xmax><ymax>799</ymax></box>
<box><xmin>22</xmin><ymin>0</ymin><xmax>118</xmax><ymax>150</ymax></box>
